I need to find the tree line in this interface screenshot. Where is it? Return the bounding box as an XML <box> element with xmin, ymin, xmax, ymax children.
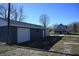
<box><xmin>52</xmin><ymin>22</ymin><xmax>79</xmax><ymax>34</ymax></box>
<box><xmin>68</xmin><ymin>22</ymin><xmax>79</xmax><ymax>33</ymax></box>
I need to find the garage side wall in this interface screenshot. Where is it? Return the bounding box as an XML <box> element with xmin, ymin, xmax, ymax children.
<box><xmin>0</xmin><ymin>26</ymin><xmax>17</xmax><ymax>44</ymax></box>
<box><xmin>10</xmin><ymin>26</ymin><xmax>17</xmax><ymax>44</ymax></box>
<box><xmin>0</xmin><ymin>26</ymin><xmax>8</xmax><ymax>42</ymax></box>
<box><xmin>30</xmin><ymin>28</ymin><xmax>43</xmax><ymax>40</ymax></box>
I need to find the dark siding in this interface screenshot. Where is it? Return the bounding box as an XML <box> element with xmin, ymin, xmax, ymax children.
<box><xmin>0</xmin><ymin>26</ymin><xmax>44</xmax><ymax>44</ymax></box>
<box><xmin>0</xmin><ymin>26</ymin><xmax>17</xmax><ymax>44</ymax></box>
<box><xmin>10</xmin><ymin>26</ymin><xmax>17</xmax><ymax>44</ymax></box>
<box><xmin>0</xmin><ymin>26</ymin><xmax>8</xmax><ymax>42</ymax></box>
<box><xmin>30</xmin><ymin>28</ymin><xmax>43</xmax><ymax>40</ymax></box>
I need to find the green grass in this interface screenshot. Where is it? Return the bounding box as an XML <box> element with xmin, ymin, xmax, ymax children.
<box><xmin>52</xmin><ymin>35</ymin><xmax>79</xmax><ymax>55</ymax></box>
<box><xmin>71</xmin><ymin>45</ymin><xmax>79</xmax><ymax>55</ymax></box>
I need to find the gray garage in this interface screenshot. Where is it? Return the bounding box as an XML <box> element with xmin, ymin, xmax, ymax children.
<box><xmin>0</xmin><ymin>17</ymin><xmax>48</xmax><ymax>44</ymax></box>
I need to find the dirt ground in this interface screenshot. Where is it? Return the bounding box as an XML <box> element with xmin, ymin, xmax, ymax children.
<box><xmin>0</xmin><ymin>45</ymin><xmax>65</xmax><ymax>56</ymax></box>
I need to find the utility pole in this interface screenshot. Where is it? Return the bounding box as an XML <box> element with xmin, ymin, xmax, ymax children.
<box><xmin>7</xmin><ymin>3</ymin><xmax>11</xmax><ymax>45</ymax></box>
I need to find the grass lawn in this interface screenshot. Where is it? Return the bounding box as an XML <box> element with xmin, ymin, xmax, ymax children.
<box><xmin>51</xmin><ymin>35</ymin><xmax>79</xmax><ymax>55</ymax></box>
<box><xmin>0</xmin><ymin>44</ymin><xmax>16</xmax><ymax>54</ymax></box>
<box><xmin>0</xmin><ymin>45</ymin><xmax>65</xmax><ymax>56</ymax></box>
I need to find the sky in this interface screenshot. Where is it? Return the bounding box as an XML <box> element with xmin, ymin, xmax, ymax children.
<box><xmin>12</xmin><ymin>3</ymin><xmax>79</xmax><ymax>26</ymax></box>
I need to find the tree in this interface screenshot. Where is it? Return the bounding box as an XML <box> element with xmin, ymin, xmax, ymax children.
<box><xmin>13</xmin><ymin>8</ymin><xmax>18</xmax><ymax>21</ymax></box>
<box><xmin>19</xmin><ymin>5</ymin><xmax>25</xmax><ymax>21</ymax></box>
<box><xmin>73</xmin><ymin>23</ymin><xmax>78</xmax><ymax>32</ymax></box>
<box><xmin>0</xmin><ymin>4</ymin><xmax>7</xmax><ymax>19</ymax></box>
<box><xmin>39</xmin><ymin>14</ymin><xmax>49</xmax><ymax>27</ymax></box>
<box><xmin>53</xmin><ymin>24</ymin><xmax>59</xmax><ymax>34</ymax></box>
<box><xmin>68</xmin><ymin>22</ymin><xmax>79</xmax><ymax>33</ymax></box>
<box><xmin>13</xmin><ymin>5</ymin><xmax>25</xmax><ymax>21</ymax></box>
<box><xmin>53</xmin><ymin>24</ymin><xmax>58</xmax><ymax>30</ymax></box>
<box><xmin>0</xmin><ymin>4</ymin><xmax>15</xmax><ymax>20</ymax></box>
<box><xmin>39</xmin><ymin>14</ymin><xmax>49</xmax><ymax>37</ymax></box>
<box><xmin>0</xmin><ymin>3</ymin><xmax>25</xmax><ymax>22</ymax></box>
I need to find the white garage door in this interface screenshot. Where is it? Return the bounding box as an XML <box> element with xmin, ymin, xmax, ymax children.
<box><xmin>17</xmin><ymin>28</ymin><xmax>30</xmax><ymax>43</ymax></box>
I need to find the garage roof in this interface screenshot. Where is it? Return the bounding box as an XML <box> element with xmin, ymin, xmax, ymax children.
<box><xmin>0</xmin><ymin>17</ymin><xmax>46</xmax><ymax>29</ymax></box>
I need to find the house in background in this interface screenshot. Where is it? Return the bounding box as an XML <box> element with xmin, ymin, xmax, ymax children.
<box><xmin>54</xmin><ymin>24</ymin><xmax>69</xmax><ymax>34</ymax></box>
<box><xmin>0</xmin><ymin>17</ymin><xmax>48</xmax><ymax>44</ymax></box>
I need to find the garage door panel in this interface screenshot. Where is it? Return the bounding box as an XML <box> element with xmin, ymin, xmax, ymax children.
<box><xmin>17</xmin><ymin>28</ymin><xmax>30</xmax><ymax>43</ymax></box>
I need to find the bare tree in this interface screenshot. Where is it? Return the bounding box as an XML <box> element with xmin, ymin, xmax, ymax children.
<box><xmin>0</xmin><ymin>4</ymin><xmax>7</xmax><ymax>19</ymax></box>
<box><xmin>53</xmin><ymin>24</ymin><xmax>59</xmax><ymax>34</ymax></box>
<box><xmin>39</xmin><ymin>14</ymin><xmax>49</xmax><ymax>27</ymax></box>
<box><xmin>73</xmin><ymin>23</ymin><xmax>78</xmax><ymax>32</ymax></box>
<box><xmin>53</xmin><ymin>24</ymin><xmax>58</xmax><ymax>30</ymax></box>
<box><xmin>39</xmin><ymin>14</ymin><xmax>49</xmax><ymax>37</ymax></box>
<box><xmin>68</xmin><ymin>22</ymin><xmax>78</xmax><ymax>33</ymax></box>
<box><xmin>67</xmin><ymin>22</ymin><xmax>79</xmax><ymax>35</ymax></box>
<box><xmin>0</xmin><ymin>4</ymin><xmax>15</xmax><ymax>20</ymax></box>
<box><xmin>19</xmin><ymin>5</ymin><xmax>25</xmax><ymax>22</ymax></box>
<box><xmin>13</xmin><ymin>8</ymin><xmax>18</xmax><ymax>21</ymax></box>
<box><xmin>0</xmin><ymin>3</ymin><xmax>25</xmax><ymax>22</ymax></box>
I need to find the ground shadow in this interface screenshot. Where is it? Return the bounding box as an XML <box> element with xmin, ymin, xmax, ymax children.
<box><xmin>18</xmin><ymin>36</ymin><xmax>63</xmax><ymax>50</ymax></box>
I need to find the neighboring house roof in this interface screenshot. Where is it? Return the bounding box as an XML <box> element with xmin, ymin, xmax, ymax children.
<box><xmin>55</xmin><ymin>24</ymin><xmax>68</xmax><ymax>31</ymax></box>
<box><xmin>0</xmin><ymin>17</ymin><xmax>46</xmax><ymax>29</ymax></box>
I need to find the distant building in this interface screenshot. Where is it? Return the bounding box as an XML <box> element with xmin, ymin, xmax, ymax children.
<box><xmin>54</xmin><ymin>24</ymin><xmax>69</xmax><ymax>34</ymax></box>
